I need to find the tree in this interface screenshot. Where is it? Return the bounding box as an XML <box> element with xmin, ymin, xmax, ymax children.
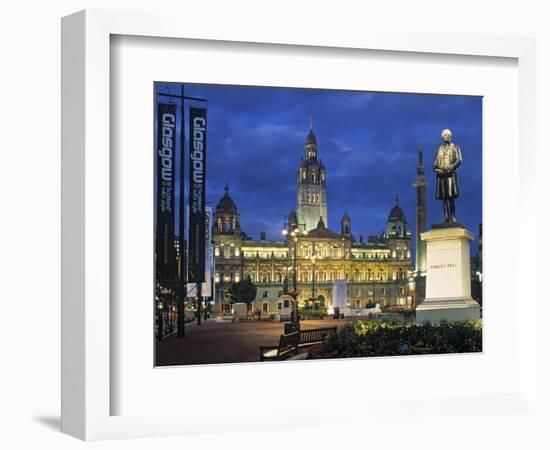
<box><xmin>227</xmin><ymin>277</ymin><xmax>257</xmax><ymax>305</ymax></box>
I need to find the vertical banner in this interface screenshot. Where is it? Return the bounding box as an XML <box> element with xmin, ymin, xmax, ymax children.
<box><xmin>188</xmin><ymin>107</ymin><xmax>207</xmax><ymax>283</ymax></box>
<box><xmin>203</xmin><ymin>206</ymin><xmax>213</xmax><ymax>296</ymax></box>
<box><xmin>187</xmin><ymin>206</ymin><xmax>213</xmax><ymax>297</ymax></box>
<box><xmin>156</xmin><ymin>102</ymin><xmax>177</xmax><ymax>280</ymax></box>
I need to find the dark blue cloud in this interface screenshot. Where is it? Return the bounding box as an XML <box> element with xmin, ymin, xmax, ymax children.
<box><xmin>156</xmin><ymin>83</ymin><xmax>482</xmax><ymax>252</ymax></box>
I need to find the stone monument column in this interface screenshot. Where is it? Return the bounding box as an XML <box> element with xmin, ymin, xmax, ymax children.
<box><xmin>416</xmin><ymin>225</ymin><xmax>480</xmax><ymax>323</ymax></box>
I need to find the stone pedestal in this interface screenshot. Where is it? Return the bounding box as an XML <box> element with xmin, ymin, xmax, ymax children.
<box><xmin>416</xmin><ymin>225</ymin><xmax>480</xmax><ymax>323</ymax></box>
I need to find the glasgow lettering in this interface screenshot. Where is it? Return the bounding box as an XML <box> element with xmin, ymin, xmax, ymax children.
<box><xmin>191</xmin><ymin>117</ymin><xmax>206</xmax><ymax>184</ymax></box>
<box><xmin>188</xmin><ymin>107</ymin><xmax>207</xmax><ymax>283</ymax></box>
<box><xmin>159</xmin><ymin>112</ymin><xmax>176</xmax><ymax>183</ymax></box>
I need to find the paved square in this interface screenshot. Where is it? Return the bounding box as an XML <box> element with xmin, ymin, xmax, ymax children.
<box><xmin>155</xmin><ymin>319</ymin><xmax>351</xmax><ymax>366</ymax></box>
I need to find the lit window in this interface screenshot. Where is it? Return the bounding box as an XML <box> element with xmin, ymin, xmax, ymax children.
<box><xmin>235</xmin><ymin>273</ymin><xmax>240</xmax><ymax>282</ymax></box>
<box><xmin>235</xmin><ymin>248</ymin><xmax>240</xmax><ymax>257</ymax></box>
<box><xmin>214</xmin><ymin>273</ymin><xmax>220</xmax><ymax>283</ymax></box>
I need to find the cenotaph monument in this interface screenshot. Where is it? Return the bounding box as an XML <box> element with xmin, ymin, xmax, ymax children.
<box><xmin>415</xmin><ymin>129</ymin><xmax>481</xmax><ymax>323</ymax></box>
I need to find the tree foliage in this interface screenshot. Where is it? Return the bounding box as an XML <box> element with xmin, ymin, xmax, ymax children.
<box><xmin>227</xmin><ymin>277</ymin><xmax>257</xmax><ymax>305</ymax></box>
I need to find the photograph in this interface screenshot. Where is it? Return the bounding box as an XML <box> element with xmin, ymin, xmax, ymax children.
<box><xmin>154</xmin><ymin>82</ymin><xmax>483</xmax><ymax>366</ymax></box>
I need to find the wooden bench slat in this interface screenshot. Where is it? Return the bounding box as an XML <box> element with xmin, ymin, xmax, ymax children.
<box><xmin>259</xmin><ymin>327</ymin><xmax>337</xmax><ymax>361</ymax></box>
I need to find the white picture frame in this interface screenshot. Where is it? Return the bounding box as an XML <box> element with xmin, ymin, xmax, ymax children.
<box><xmin>61</xmin><ymin>9</ymin><xmax>538</xmax><ymax>441</ymax></box>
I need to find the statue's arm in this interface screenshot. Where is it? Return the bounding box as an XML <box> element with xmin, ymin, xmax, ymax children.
<box><xmin>451</xmin><ymin>145</ymin><xmax>462</xmax><ymax>171</ymax></box>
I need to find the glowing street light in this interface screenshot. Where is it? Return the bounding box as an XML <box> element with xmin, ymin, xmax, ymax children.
<box><xmin>282</xmin><ymin>222</ymin><xmax>307</xmax><ymax>328</ymax></box>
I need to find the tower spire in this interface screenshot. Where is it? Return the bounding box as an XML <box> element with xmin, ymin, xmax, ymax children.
<box><xmin>310</xmin><ymin>114</ymin><xmax>313</xmax><ymax>131</ymax></box>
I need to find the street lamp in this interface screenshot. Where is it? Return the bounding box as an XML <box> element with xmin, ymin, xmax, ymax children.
<box><xmin>310</xmin><ymin>253</ymin><xmax>316</xmax><ymax>308</ymax></box>
<box><xmin>282</xmin><ymin>221</ymin><xmax>307</xmax><ymax>328</ymax></box>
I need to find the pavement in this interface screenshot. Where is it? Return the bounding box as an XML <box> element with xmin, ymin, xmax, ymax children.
<box><xmin>155</xmin><ymin>318</ymin><xmax>351</xmax><ymax>366</ymax></box>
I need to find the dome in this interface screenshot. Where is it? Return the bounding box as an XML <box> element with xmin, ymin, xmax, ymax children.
<box><xmin>389</xmin><ymin>204</ymin><xmax>405</xmax><ymax>220</ymax></box>
<box><xmin>216</xmin><ymin>183</ymin><xmax>237</xmax><ymax>213</ymax></box>
<box><xmin>388</xmin><ymin>196</ymin><xmax>405</xmax><ymax>221</ymax></box>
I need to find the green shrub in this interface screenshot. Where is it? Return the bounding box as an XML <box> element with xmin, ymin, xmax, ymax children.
<box><xmin>320</xmin><ymin>320</ymin><xmax>482</xmax><ymax>358</ymax></box>
<box><xmin>299</xmin><ymin>307</ymin><xmax>327</xmax><ymax>319</ymax></box>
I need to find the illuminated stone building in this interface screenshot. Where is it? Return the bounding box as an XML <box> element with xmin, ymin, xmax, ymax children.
<box><xmin>212</xmin><ymin>126</ymin><xmax>414</xmax><ymax>316</ymax></box>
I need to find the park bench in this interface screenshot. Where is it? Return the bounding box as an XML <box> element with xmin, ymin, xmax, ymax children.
<box><xmin>259</xmin><ymin>331</ymin><xmax>300</xmax><ymax>361</ymax></box>
<box><xmin>258</xmin><ymin>327</ymin><xmax>337</xmax><ymax>361</ymax></box>
<box><xmin>298</xmin><ymin>327</ymin><xmax>337</xmax><ymax>347</ymax></box>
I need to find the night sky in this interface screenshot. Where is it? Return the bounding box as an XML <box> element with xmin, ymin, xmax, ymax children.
<box><xmin>156</xmin><ymin>83</ymin><xmax>482</xmax><ymax>252</ymax></box>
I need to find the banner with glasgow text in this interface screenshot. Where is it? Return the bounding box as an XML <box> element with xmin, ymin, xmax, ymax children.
<box><xmin>188</xmin><ymin>107</ymin><xmax>207</xmax><ymax>283</ymax></box>
<box><xmin>155</xmin><ymin>102</ymin><xmax>178</xmax><ymax>281</ymax></box>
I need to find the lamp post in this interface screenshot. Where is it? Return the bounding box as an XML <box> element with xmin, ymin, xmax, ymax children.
<box><xmin>311</xmin><ymin>254</ymin><xmax>316</xmax><ymax>307</ymax></box>
<box><xmin>282</xmin><ymin>222</ymin><xmax>307</xmax><ymax>327</ymax></box>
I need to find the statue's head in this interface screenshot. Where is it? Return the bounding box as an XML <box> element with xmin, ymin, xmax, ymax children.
<box><xmin>441</xmin><ymin>129</ymin><xmax>453</xmax><ymax>143</ymax></box>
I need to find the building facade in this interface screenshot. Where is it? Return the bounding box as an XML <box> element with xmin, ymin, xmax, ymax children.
<box><xmin>212</xmin><ymin>126</ymin><xmax>414</xmax><ymax>316</ymax></box>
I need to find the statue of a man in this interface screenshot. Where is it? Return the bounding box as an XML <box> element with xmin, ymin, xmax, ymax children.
<box><xmin>433</xmin><ymin>129</ymin><xmax>462</xmax><ymax>223</ymax></box>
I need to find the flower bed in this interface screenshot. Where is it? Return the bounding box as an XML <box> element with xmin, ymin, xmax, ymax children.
<box><xmin>312</xmin><ymin>320</ymin><xmax>482</xmax><ymax>359</ymax></box>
